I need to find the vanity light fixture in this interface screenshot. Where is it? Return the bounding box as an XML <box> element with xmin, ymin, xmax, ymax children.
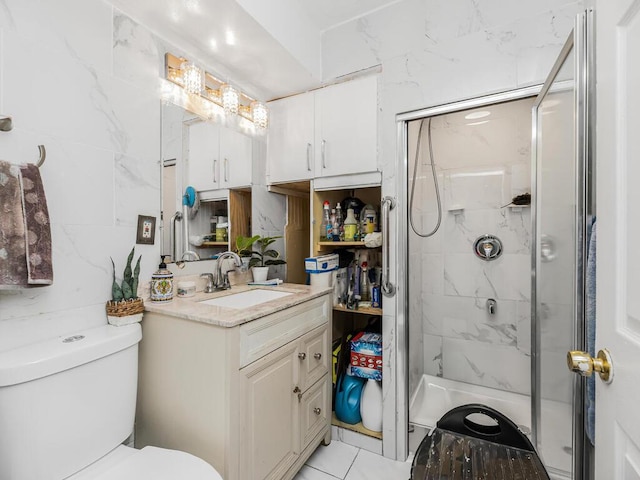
<box><xmin>165</xmin><ymin>53</ymin><xmax>268</xmax><ymax>130</ymax></box>
<box><xmin>221</xmin><ymin>83</ymin><xmax>239</xmax><ymax>115</ymax></box>
<box><xmin>180</xmin><ymin>61</ymin><xmax>203</xmax><ymax>95</ymax></box>
<box><xmin>250</xmin><ymin>101</ymin><xmax>268</xmax><ymax>130</ymax></box>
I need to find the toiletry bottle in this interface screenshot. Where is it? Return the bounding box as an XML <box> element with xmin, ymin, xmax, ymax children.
<box><xmin>320</xmin><ymin>201</ymin><xmax>331</xmax><ymax>241</ymax></box>
<box><xmin>335</xmin><ymin>203</ymin><xmax>344</xmax><ymax>241</ymax></box>
<box><xmin>344</xmin><ymin>208</ymin><xmax>358</xmax><ymax>241</ymax></box>
<box><xmin>360</xmin><ymin>262</ymin><xmax>370</xmax><ymax>301</ymax></box>
<box><xmin>330</xmin><ymin>208</ymin><xmax>337</xmax><ymax>241</ymax></box>
<box><xmin>150</xmin><ymin>256</ymin><xmax>173</xmax><ymax>303</ymax></box>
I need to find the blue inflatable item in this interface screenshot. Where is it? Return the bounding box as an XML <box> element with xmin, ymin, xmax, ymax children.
<box><xmin>334</xmin><ymin>373</ymin><xmax>366</xmax><ymax>425</ymax></box>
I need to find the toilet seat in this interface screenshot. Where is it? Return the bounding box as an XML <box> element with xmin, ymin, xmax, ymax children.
<box><xmin>68</xmin><ymin>445</ymin><xmax>223</xmax><ymax>480</ymax></box>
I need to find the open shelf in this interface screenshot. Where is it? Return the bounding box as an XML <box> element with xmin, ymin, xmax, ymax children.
<box><xmin>200</xmin><ymin>241</ymin><xmax>228</xmax><ymax>247</ymax></box>
<box><xmin>333</xmin><ymin>305</ymin><xmax>382</xmax><ymax>316</ymax></box>
<box><xmin>318</xmin><ymin>241</ymin><xmax>367</xmax><ymax>247</ymax></box>
<box><xmin>332</xmin><ymin>413</ymin><xmax>382</xmax><ymax>440</ymax></box>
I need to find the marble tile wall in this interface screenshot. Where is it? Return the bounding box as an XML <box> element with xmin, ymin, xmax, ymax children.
<box><xmin>0</xmin><ymin>1</ymin><xmax>166</xmax><ymax>351</ymax></box>
<box><xmin>406</xmin><ymin>97</ymin><xmax>534</xmax><ymax>396</ymax></box>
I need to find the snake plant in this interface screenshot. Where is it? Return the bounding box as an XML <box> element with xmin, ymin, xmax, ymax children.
<box><xmin>111</xmin><ymin>247</ymin><xmax>142</xmax><ymax>302</ymax></box>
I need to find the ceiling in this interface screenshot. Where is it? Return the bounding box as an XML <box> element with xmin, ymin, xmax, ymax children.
<box><xmin>108</xmin><ymin>0</ymin><xmax>398</xmax><ymax>101</ymax></box>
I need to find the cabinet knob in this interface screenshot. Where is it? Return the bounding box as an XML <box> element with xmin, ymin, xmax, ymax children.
<box><xmin>313</xmin><ymin>352</ymin><xmax>322</xmax><ymax>360</ymax></box>
<box><xmin>293</xmin><ymin>386</ymin><xmax>301</xmax><ymax>394</ymax></box>
<box><xmin>314</xmin><ymin>407</ymin><xmax>322</xmax><ymax>415</ymax></box>
<box><xmin>298</xmin><ymin>352</ymin><xmax>307</xmax><ymax>360</ymax></box>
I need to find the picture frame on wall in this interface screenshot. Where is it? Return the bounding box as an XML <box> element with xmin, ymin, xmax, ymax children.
<box><xmin>136</xmin><ymin>215</ymin><xmax>156</xmax><ymax>245</ymax></box>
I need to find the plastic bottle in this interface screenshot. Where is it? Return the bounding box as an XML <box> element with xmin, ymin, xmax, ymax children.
<box><xmin>320</xmin><ymin>201</ymin><xmax>331</xmax><ymax>241</ymax></box>
<box><xmin>330</xmin><ymin>208</ymin><xmax>337</xmax><ymax>241</ymax></box>
<box><xmin>334</xmin><ymin>203</ymin><xmax>344</xmax><ymax>241</ymax></box>
<box><xmin>360</xmin><ymin>379</ymin><xmax>383</xmax><ymax>432</ymax></box>
<box><xmin>344</xmin><ymin>208</ymin><xmax>358</xmax><ymax>241</ymax></box>
<box><xmin>360</xmin><ymin>262</ymin><xmax>370</xmax><ymax>301</ymax></box>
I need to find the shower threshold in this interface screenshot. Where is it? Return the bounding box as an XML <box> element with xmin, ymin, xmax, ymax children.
<box><xmin>409</xmin><ymin>374</ymin><xmax>571</xmax><ymax>477</ymax></box>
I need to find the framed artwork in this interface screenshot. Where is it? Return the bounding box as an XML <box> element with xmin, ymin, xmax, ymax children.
<box><xmin>136</xmin><ymin>215</ymin><xmax>156</xmax><ymax>245</ymax></box>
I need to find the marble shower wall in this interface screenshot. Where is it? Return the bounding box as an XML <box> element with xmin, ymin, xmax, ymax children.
<box><xmin>407</xmin><ymin>98</ymin><xmax>534</xmax><ymax>395</ymax></box>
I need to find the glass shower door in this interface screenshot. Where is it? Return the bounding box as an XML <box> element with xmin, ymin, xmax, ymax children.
<box><xmin>532</xmin><ymin>11</ymin><xmax>593</xmax><ymax>480</ymax></box>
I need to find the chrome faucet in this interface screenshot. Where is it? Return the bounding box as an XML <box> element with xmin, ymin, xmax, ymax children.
<box><xmin>213</xmin><ymin>251</ymin><xmax>243</xmax><ymax>291</ymax></box>
<box><xmin>200</xmin><ymin>273</ymin><xmax>215</xmax><ymax>293</ymax></box>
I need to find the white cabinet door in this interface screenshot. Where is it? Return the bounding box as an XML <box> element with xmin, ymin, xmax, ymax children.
<box><xmin>219</xmin><ymin>127</ymin><xmax>252</xmax><ymax>189</ymax></box>
<box><xmin>266</xmin><ymin>93</ymin><xmax>315</xmax><ymax>184</ymax></box>
<box><xmin>240</xmin><ymin>340</ymin><xmax>300</xmax><ymax>480</ymax></box>
<box><xmin>315</xmin><ymin>75</ymin><xmax>378</xmax><ymax>178</ymax></box>
<box><xmin>187</xmin><ymin>121</ymin><xmax>220</xmax><ymax>192</ymax></box>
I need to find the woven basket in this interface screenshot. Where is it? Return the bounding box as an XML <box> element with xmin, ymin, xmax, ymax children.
<box><xmin>106</xmin><ymin>297</ymin><xmax>145</xmax><ymax>317</ymax></box>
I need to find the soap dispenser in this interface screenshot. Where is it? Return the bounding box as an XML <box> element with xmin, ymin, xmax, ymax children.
<box><xmin>150</xmin><ymin>255</ymin><xmax>173</xmax><ymax>303</ymax></box>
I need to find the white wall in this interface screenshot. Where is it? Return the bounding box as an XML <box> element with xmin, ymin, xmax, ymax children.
<box><xmin>0</xmin><ymin>1</ymin><xmax>163</xmax><ymax>351</ymax></box>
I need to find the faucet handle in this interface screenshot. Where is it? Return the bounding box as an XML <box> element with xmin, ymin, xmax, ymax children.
<box><xmin>200</xmin><ymin>273</ymin><xmax>215</xmax><ymax>293</ymax></box>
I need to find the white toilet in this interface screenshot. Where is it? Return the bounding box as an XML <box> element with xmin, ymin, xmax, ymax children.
<box><xmin>0</xmin><ymin>323</ymin><xmax>223</xmax><ymax>480</ymax></box>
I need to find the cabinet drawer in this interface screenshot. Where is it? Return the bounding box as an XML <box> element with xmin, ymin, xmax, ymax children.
<box><xmin>298</xmin><ymin>325</ymin><xmax>329</xmax><ymax>391</ymax></box>
<box><xmin>300</xmin><ymin>377</ymin><xmax>329</xmax><ymax>450</ymax></box>
<box><xmin>239</xmin><ymin>295</ymin><xmax>330</xmax><ymax>368</ymax></box>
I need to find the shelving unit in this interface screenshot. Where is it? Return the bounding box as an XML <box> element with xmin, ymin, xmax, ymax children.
<box><xmin>331</xmin><ymin>413</ymin><xmax>382</xmax><ymax>440</ymax></box>
<box><xmin>312</xmin><ymin>185</ymin><xmax>384</xmax><ymax>441</ymax></box>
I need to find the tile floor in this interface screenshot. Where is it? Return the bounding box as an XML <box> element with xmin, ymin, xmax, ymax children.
<box><xmin>293</xmin><ymin>439</ymin><xmax>413</xmax><ymax>480</ymax></box>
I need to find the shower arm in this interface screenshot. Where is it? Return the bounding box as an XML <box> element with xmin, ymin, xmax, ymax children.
<box><xmin>381</xmin><ymin>196</ymin><xmax>396</xmax><ymax>297</ymax></box>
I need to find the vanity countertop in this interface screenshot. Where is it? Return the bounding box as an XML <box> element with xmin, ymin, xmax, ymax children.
<box><xmin>143</xmin><ymin>283</ymin><xmax>333</xmax><ymax>328</ymax></box>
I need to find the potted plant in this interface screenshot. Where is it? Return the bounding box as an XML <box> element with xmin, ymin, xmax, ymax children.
<box><xmin>236</xmin><ymin>235</ymin><xmax>286</xmax><ymax>282</ymax></box>
<box><xmin>106</xmin><ymin>247</ymin><xmax>144</xmax><ymax>326</ymax></box>
<box><xmin>234</xmin><ymin>234</ymin><xmax>261</xmax><ymax>270</ymax></box>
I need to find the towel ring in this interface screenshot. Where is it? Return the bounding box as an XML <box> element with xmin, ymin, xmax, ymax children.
<box><xmin>0</xmin><ymin>115</ymin><xmax>45</xmax><ymax>168</ymax></box>
<box><xmin>36</xmin><ymin>145</ymin><xmax>46</xmax><ymax>168</ymax></box>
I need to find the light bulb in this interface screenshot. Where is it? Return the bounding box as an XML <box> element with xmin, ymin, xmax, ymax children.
<box><xmin>251</xmin><ymin>101</ymin><xmax>268</xmax><ymax>129</ymax></box>
<box><xmin>181</xmin><ymin>61</ymin><xmax>203</xmax><ymax>95</ymax></box>
<box><xmin>221</xmin><ymin>84</ymin><xmax>239</xmax><ymax>115</ymax></box>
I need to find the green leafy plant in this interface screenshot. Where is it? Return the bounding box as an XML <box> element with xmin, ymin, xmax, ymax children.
<box><xmin>234</xmin><ymin>234</ymin><xmax>261</xmax><ymax>258</ymax></box>
<box><xmin>111</xmin><ymin>246</ymin><xmax>142</xmax><ymax>302</ymax></box>
<box><xmin>235</xmin><ymin>235</ymin><xmax>286</xmax><ymax>268</ymax></box>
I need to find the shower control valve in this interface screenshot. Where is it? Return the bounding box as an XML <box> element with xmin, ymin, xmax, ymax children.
<box><xmin>473</xmin><ymin>234</ymin><xmax>503</xmax><ymax>261</ymax></box>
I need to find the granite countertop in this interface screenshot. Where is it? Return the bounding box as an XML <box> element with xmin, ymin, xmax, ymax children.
<box><xmin>143</xmin><ymin>283</ymin><xmax>333</xmax><ymax>328</ymax></box>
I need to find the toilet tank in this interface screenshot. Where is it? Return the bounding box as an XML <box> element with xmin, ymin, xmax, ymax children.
<box><xmin>0</xmin><ymin>323</ymin><xmax>142</xmax><ymax>480</ymax></box>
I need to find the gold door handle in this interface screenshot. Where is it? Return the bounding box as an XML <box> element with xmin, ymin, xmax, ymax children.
<box><xmin>567</xmin><ymin>349</ymin><xmax>613</xmax><ymax>383</ymax></box>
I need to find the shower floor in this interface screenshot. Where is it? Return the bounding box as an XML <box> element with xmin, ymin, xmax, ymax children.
<box><xmin>409</xmin><ymin>374</ymin><xmax>572</xmax><ymax>478</ymax></box>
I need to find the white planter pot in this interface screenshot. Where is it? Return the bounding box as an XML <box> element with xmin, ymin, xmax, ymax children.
<box><xmin>252</xmin><ymin>266</ymin><xmax>269</xmax><ymax>282</ymax></box>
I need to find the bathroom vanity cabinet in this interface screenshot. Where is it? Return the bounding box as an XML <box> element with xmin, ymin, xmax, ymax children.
<box><xmin>136</xmin><ymin>292</ymin><xmax>332</xmax><ymax>480</ymax></box>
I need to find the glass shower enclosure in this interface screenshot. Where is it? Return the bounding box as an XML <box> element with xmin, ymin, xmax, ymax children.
<box><xmin>396</xmin><ymin>10</ymin><xmax>594</xmax><ymax>480</ymax></box>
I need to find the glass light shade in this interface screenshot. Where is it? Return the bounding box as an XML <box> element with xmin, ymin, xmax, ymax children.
<box><xmin>181</xmin><ymin>61</ymin><xmax>203</xmax><ymax>95</ymax></box>
<box><xmin>221</xmin><ymin>84</ymin><xmax>239</xmax><ymax>115</ymax></box>
<box><xmin>251</xmin><ymin>101</ymin><xmax>268</xmax><ymax>129</ymax></box>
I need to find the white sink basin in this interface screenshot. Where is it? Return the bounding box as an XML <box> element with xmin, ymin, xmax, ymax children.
<box><xmin>199</xmin><ymin>289</ymin><xmax>293</xmax><ymax>309</ymax></box>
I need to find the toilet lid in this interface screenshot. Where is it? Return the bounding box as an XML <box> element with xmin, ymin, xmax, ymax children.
<box><xmin>93</xmin><ymin>446</ymin><xmax>223</xmax><ymax>480</ymax></box>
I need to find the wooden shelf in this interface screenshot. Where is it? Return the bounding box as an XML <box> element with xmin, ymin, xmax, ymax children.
<box><xmin>332</xmin><ymin>413</ymin><xmax>382</xmax><ymax>440</ymax></box>
<box><xmin>200</xmin><ymin>241</ymin><xmax>228</xmax><ymax>247</ymax></box>
<box><xmin>318</xmin><ymin>241</ymin><xmax>366</xmax><ymax>247</ymax></box>
<box><xmin>333</xmin><ymin>305</ymin><xmax>382</xmax><ymax>316</ymax></box>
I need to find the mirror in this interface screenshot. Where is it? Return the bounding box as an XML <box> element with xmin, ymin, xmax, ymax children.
<box><xmin>160</xmin><ymin>101</ymin><xmax>288</xmax><ymax>273</ymax></box>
